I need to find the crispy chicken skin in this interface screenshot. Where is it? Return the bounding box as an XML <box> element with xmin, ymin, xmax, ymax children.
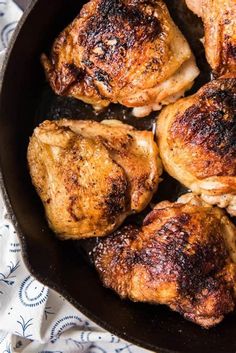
<box><xmin>157</xmin><ymin>76</ymin><xmax>236</xmax><ymax>216</ymax></box>
<box><xmin>94</xmin><ymin>194</ymin><xmax>236</xmax><ymax>328</ymax></box>
<box><xmin>27</xmin><ymin>119</ymin><xmax>162</xmax><ymax>239</ymax></box>
<box><xmin>41</xmin><ymin>0</ymin><xmax>199</xmax><ymax>118</ymax></box>
<box><xmin>186</xmin><ymin>0</ymin><xmax>236</xmax><ymax>75</ymax></box>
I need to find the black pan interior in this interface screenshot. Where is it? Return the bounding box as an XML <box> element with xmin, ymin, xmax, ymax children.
<box><xmin>0</xmin><ymin>1</ymin><xmax>236</xmax><ymax>352</ymax></box>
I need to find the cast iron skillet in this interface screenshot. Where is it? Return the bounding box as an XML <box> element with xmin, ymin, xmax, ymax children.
<box><xmin>0</xmin><ymin>1</ymin><xmax>236</xmax><ymax>352</ymax></box>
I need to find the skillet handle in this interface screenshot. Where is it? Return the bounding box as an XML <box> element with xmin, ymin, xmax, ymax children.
<box><xmin>13</xmin><ymin>0</ymin><xmax>29</xmax><ymax>10</ymax></box>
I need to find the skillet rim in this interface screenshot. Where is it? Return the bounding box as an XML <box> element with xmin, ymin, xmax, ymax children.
<box><xmin>0</xmin><ymin>1</ymin><xmax>180</xmax><ymax>352</ymax></box>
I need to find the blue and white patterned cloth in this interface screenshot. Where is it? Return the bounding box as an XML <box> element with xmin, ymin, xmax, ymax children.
<box><xmin>0</xmin><ymin>1</ymin><xmax>153</xmax><ymax>352</ymax></box>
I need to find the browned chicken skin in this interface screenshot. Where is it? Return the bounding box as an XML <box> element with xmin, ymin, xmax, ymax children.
<box><xmin>186</xmin><ymin>0</ymin><xmax>236</xmax><ymax>75</ymax></box>
<box><xmin>94</xmin><ymin>194</ymin><xmax>236</xmax><ymax>328</ymax></box>
<box><xmin>157</xmin><ymin>75</ymin><xmax>236</xmax><ymax>216</ymax></box>
<box><xmin>27</xmin><ymin>119</ymin><xmax>162</xmax><ymax>239</ymax></box>
<box><xmin>42</xmin><ymin>0</ymin><xmax>199</xmax><ymax>117</ymax></box>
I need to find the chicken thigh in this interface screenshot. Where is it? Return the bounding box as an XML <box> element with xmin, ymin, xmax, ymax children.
<box><xmin>94</xmin><ymin>194</ymin><xmax>236</xmax><ymax>328</ymax></box>
<box><xmin>27</xmin><ymin>119</ymin><xmax>162</xmax><ymax>239</ymax></box>
<box><xmin>157</xmin><ymin>75</ymin><xmax>236</xmax><ymax>216</ymax></box>
<box><xmin>186</xmin><ymin>0</ymin><xmax>236</xmax><ymax>75</ymax></box>
<box><xmin>42</xmin><ymin>0</ymin><xmax>199</xmax><ymax>118</ymax></box>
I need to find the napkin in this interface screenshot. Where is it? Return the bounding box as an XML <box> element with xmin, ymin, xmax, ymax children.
<box><xmin>0</xmin><ymin>1</ymin><xmax>153</xmax><ymax>352</ymax></box>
